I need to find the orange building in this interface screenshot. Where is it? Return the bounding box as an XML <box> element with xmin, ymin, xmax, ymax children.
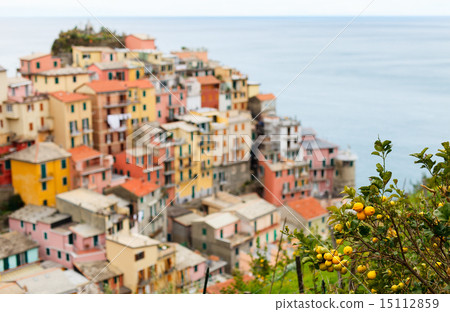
<box><xmin>197</xmin><ymin>76</ymin><xmax>220</xmax><ymax>109</ymax></box>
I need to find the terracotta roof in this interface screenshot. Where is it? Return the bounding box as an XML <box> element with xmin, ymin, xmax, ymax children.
<box><xmin>256</xmin><ymin>93</ymin><xmax>276</xmax><ymax>101</ymax></box>
<box><xmin>206</xmin><ymin>275</ymin><xmax>253</xmax><ymax>294</ymax></box>
<box><xmin>68</xmin><ymin>145</ymin><xmax>102</xmax><ymax>162</ymax></box>
<box><xmin>125</xmin><ymin>79</ymin><xmax>154</xmax><ymax>89</ymax></box>
<box><xmin>287</xmin><ymin>197</ymin><xmax>329</xmax><ymax>220</ymax></box>
<box><xmin>83</xmin><ymin>80</ymin><xmax>127</xmax><ymax>93</ymax></box>
<box><xmin>196</xmin><ymin>75</ymin><xmax>221</xmax><ymax>85</ymax></box>
<box><xmin>120</xmin><ymin>178</ymin><xmax>159</xmax><ymax>197</ymax></box>
<box><xmin>49</xmin><ymin>91</ymin><xmax>90</xmax><ymax>103</ymax></box>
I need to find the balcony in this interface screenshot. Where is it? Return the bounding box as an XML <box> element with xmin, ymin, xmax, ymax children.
<box><xmin>70</xmin><ymin>129</ymin><xmax>82</xmax><ymax>137</ymax></box>
<box><xmin>103</xmin><ymin>100</ymin><xmax>130</xmax><ymax>108</ymax></box>
<box><xmin>5</xmin><ymin>109</ymin><xmax>19</xmax><ymax>119</ymax></box>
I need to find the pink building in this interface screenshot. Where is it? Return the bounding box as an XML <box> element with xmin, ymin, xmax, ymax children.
<box><xmin>175</xmin><ymin>244</ymin><xmax>207</xmax><ymax>290</ymax></box>
<box><xmin>258</xmin><ymin>159</ymin><xmax>310</xmax><ymax>205</ymax></box>
<box><xmin>19</xmin><ymin>53</ymin><xmax>61</xmax><ymax>79</ymax></box>
<box><xmin>9</xmin><ymin>205</ymin><xmax>106</xmax><ymax>269</ymax></box>
<box><xmin>125</xmin><ymin>34</ymin><xmax>156</xmax><ymax>50</ymax></box>
<box><xmin>7</xmin><ymin>77</ymin><xmax>33</xmax><ymax>98</ymax></box>
<box><xmin>68</xmin><ymin>145</ymin><xmax>120</xmax><ymax>194</ymax></box>
<box><xmin>155</xmin><ymin>86</ymin><xmax>187</xmax><ymax>123</ymax></box>
<box><xmin>301</xmin><ymin>128</ymin><xmax>338</xmax><ymax>198</ymax></box>
<box><xmin>88</xmin><ymin>62</ymin><xmax>131</xmax><ymax>81</ymax></box>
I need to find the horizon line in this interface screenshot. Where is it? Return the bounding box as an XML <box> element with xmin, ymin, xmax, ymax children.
<box><xmin>3</xmin><ymin>15</ymin><xmax>450</xmax><ymax>18</ymax></box>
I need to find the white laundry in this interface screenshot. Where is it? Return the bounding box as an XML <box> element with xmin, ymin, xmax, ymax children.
<box><xmin>107</xmin><ymin>113</ymin><xmax>131</xmax><ymax>129</ymax></box>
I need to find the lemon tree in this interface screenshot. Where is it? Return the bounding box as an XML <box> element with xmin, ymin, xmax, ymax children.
<box><xmin>328</xmin><ymin>139</ymin><xmax>450</xmax><ymax>294</ymax></box>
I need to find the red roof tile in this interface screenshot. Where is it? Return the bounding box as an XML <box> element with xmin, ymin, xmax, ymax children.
<box><xmin>256</xmin><ymin>93</ymin><xmax>276</xmax><ymax>101</ymax></box>
<box><xmin>83</xmin><ymin>80</ymin><xmax>127</xmax><ymax>93</ymax></box>
<box><xmin>206</xmin><ymin>275</ymin><xmax>253</xmax><ymax>294</ymax></box>
<box><xmin>196</xmin><ymin>75</ymin><xmax>221</xmax><ymax>85</ymax></box>
<box><xmin>49</xmin><ymin>91</ymin><xmax>90</xmax><ymax>103</ymax></box>
<box><xmin>120</xmin><ymin>178</ymin><xmax>159</xmax><ymax>197</ymax></box>
<box><xmin>287</xmin><ymin>197</ymin><xmax>329</xmax><ymax>220</ymax></box>
<box><xmin>68</xmin><ymin>145</ymin><xmax>102</xmax><ymax>162</ymax></box>
<box><xmin>125</xmin><ymin>79</ymin><xmax>154</xmax><ymax>89</ymax></box>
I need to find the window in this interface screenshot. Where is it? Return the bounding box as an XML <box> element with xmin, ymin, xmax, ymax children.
<box><xmin>20</xmin><ymin>221</ymin><xmax>24</xmax><ymax>228</ymax></box>
<box><xmin>33</xmin><ymin>224</ymin><xmax>36</xmax><ymax>231</ymax></box>
<box><xmin>83</xmin><ymin>102</ymin><xmax>87</xmax><ymax>110</ymax></box>
<box><xmin>143</xmin><ymin>104</ymin><xmax>146</xmax><ymax>111</ymax></box>
<box><xmin>202</xmin><ymin>228</ymin><xmax>206</xmax><ymax>235</ymax></box>
<box><xmin>73</xmin><ymin>76</ymin><xmax>77</xmax><ymax>83</ymax></box>
<box><xmin>102</xmin><ymin>171</ymin><xmax>106</xmax><ymax>181</ymax></box>
<box><xmin>276</xmin><ymin>171</ymin><xmax>282</xmax><ymax>178</ymax></box>
<box><xmin>66</xmin><ymin>254</ymin><xmax>70</xmax><ymax>262</ymax></box>
<box><xmin>43</xmin><ymin>200</ymin><xmax>47</xmax><ymax>206</ymax></box>
<box><xmin>235</xmin><ymin>262</ymin><xmax>239</xmax><ymax>269</ymax></box>
<box><xmin>46</xmin><ymin>248</ymin><xmax>50</xmax><ymax>256</ymax></box>
<box><xmin>57</xmin><ymin>251</ymin><xmax>62</xmax><ymax>259</ymax></box>
<box><xmin>4</xmin><ymin>160</ymin><xmax>10</xmax><ymax>170</ymax></box>
<box><xmin>71</xmin><ymin>105</ymin><xmax>74</xmax><ymax>113</ymax></box>
<box><xmin>93</xmin><ymin>235</ymin><xmax>98</xmax><ymax>246</ymax></box>
<box><xmin>54</xmin><ymin>61</ymin><xmax>58</xmax><ymax>67</ymax></box>
<box><xmin>235</xmin><ymin>248</ymin><xmax>239</xmax><ymax>255</ymax></box>
<box><xmin>108</xmin><ymin>72</ymin><xmax>113</xmax><ymax>80</ymax></box>
<box><xmin>42</xmin><ymin>182</ymin><xmax>47</xmax><ymax>191</ymax></box>
<box><xmin>158</xmin><ymin>111</ymin><xmax>161</xmax><ymax>117</ymax></box>
<box><xmin>234</xmin><ymin>223</ymin><xmax>238</xmax><ymax>234</ymax></box>
<box><xmin>156</xmin><ymin>96</ymin><xmax>160</xmax><ymax>103</ymax></box>
<box><xmin>40</xmin><ymin>103</ymin><xmax>44</xmax><ymax>111</ymax></box>
<box><xmin>308</xmin><ymin>221</ymin><xmax>312</xmax><ymax>227</ymax></box>
<box><xmin>270</xmin><ymin>214</ymin><xmax>274</xmax><ymax>225</ymax></box>
<box><xmin>143</xmin><ymin>90</ymin><xmax>146</xmax><ymax>97</ymax></box>
<box><xmin>68</xmin><ymin>233</ymin><xmax>73</xmax><ymax>244</ymax></box>
<box><xmin>44</xmin><ymin>232</ymin><xmax>48</xmax><ymax>240</ymax></box>
<box><xmin>194</xmin><ymin>265</ymin><xmax>198</xmax><ymax>272</ymax></box>
<box><xmin>134</xmin><ymin>251</ymin><xmax>145</xmax><ymax>261</ymax></box>
<box><xmin>329</xmin><ymin>148</ymin><xmax>334</xmax><ymax>154</ymax></box>
<box><xmin>61</xmin><ymin>159</ymin><xmax>67</xmax><ymax>169</ymax></box>
<box><xmin>29</xmin><ymin>123</ymin><xmax>33</xmax><ymax>131</ymax></box>
<box><xmin>62</xmin><ymin>177</ymin><xmax>67</xmax><ymax>186</ymax></box>
<box><xmin>36</xmin><ymin>62</ymin><xmax>40</xmax><ymax>69</ymax></box>
<box><xmin>55</xmin><ymin>77</ymin><xmax>59</xmax><ymax>84</ymax></box>
<box><xmin>132</xmin><ymin>106</ymin><xmax>136</xmax><ymax>112</ymax></box>
<box><xmin>202</xmin><ymin>243</ymin><xmax>207</xmax><ymax>250</ymax></box>
<box><xmin>330</xmin><ymin>158</ymin><xmax>334</xmax><ymax>166</ymax></box>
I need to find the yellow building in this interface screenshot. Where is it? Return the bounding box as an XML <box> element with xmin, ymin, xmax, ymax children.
<box><xmin>0</xmin><ymin>67</ymin><xmax>10</xmax><ymax>144</ymax></box>
<box><xmin>72</xmin><ymin>46</ymin><xmax>117</xmax><ymax>68</ymax></box>
<box><xmin>8</xmin><ymin>142</ymin><xmax>71</xmax><ymax>206</ymax></box>
<box><xmin>247</xmin><ymin>81</ymin><xmax>260</xmax><ymax>98</ymax></box>
<box><xmin>3</xmin><ymin>95</ymin><xmax>52</xmax><ymax>143</ymax></box>
<box><xmin>161</xmin><ymin>118</ymin><xmax>214</xmax><ymax>203</ymax></box>
<box><xmin>31</xmin><ymin>67</ymin><xmax>90</xmax><ymax>93</ymax></box>
<box><xmin>48</xmin><ymin>92</ymin><xmax>93</xmax><ymax>149</ymax></box>
<box><xmin>106</xmin><ymin>231</ymin><xmax>176</xmax><ymax>293</ymax></box>
<box><xmin>214</xmin><ymin>66</ymin><xmax>248</xmax><ymax>110</ymax></box>
<box><xmin>125</xmin><ymin>80</ymin><xmax>156</xmax><ymax>132</ymax></box>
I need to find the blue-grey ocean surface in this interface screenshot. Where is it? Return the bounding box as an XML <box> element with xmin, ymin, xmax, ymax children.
<box><xmin>1</xmin><ymin>17</ymin><xmax>449</xmax><ymax>189</ymax></box>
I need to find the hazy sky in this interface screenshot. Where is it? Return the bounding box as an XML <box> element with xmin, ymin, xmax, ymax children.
<box><xmin>3</xmin><ymin>0</ymin><xmax>450</xmax><ymax>17</ymax></box>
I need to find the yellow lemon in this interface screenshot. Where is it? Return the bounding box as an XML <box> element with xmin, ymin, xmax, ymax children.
<box><xmin>317</xmin><ymin>254</ymin><xmax>323</xmax><ymax>260</ymax></box>
<box><xmin>343</xmin><ymin>246</ymin><xmax>353</xmax><ymax>256</ymax></box>
<box><xmin>364</xmin><ymin>206</ymin><xmax>375</xmax><ymax>216</ymax></box>
<box><xmin>324</xmin><ymin>253</ymin><xmax>333</xmax><ymax>261</ymax></box>
<box><xmin>319</xmin><ymin>263</ymin><xmax>327</xmax><ymax>271</ymax></box>
<box><xmin>438</xmin><ymin>203</ymin><xmax>443</xmax><ymax>207</ymax></box>
<box><xmin>332</xmin><ymin>256</ymin><xmax>340</xmax><ymax>264</ymax></box>
<box><xmin>376</xmin><ymin>214</ymin><xmax>383</xmax><ymax>220</ymax></box>
<box><xmin>334</xmin><ymin>264</ymin><xmax>342</xmax><ymax>271</ymax></box>
<box><xmin>436</xmin><ymin>262</ymin><xmax>442</xmax><ymax>267</ymax></box>
<box><xmin>372</xmin><ymin>237</ymin><xmax>379</xmax><ymax>243</ymax></box>
<box><xmin>341</xmin><ymin>259</ymin><xmax>348</xmax><ymax>267</ymax></box>
<box><xmin>371</xmin><ymin>289</ymin><xmax>377</xmax><ymax>294</ymax></box>
<box><xmin>367</xmin><ymin>271</ymin><xmax>376</xmax><ymax>280</ymax></box>
<box><xmin>389</xmin><ymin>201</ymin><xmax>395</xmax><ymax>206</ymax></box>
<box><xmin>325</xmin><ymin>260</ymin><xmax>332</xmax><ymax>267</ymax></box>
<box><xmin>402</xmin><ymin>247</ymin><xmax>408</xmax><ymax>252</ymax></box>
<box><xmin>382</xmin><ymin>196</ymin><xmax>387</xmax><ymax>202</ymax></box>
<box><xmin>387</xmin><ymin>269</ymin><xmax>392</xmax><ymax>276</ymax></box>
<box><xmin>327</xmin><ymin>266</ymin><xmax>334</xmax><ymax>272</ymax></box>
<box><xmin>341</xmin><ymin>267</ymin><xmax>348</xmax><ymax>274</ymax></box>
<box><xmin>336</xmin><ymin>238</ymin><xmax>343</xmax><ymax>245</ymax></box>
<box><xmin>357</xmin><ymin>265</ymin><xmax>367</xmax><ymax>273</ymax></box>
<box><xmin>398</xmin><ymin>282</ymin><xmax>405</xmax><ymax>289</ymax></box>
<box><xmin>353</xmin><ymin>202</ymin><xmax>364</xmax><ymax>212</ymax></box>
<box><xmin>334</xmin><ymin>224</ymin><xmax>343</xmax><ymax>232</ymax></box>
<box><xmin>357</xmin><ymin>211</ymin><xmax>367</xmax><ymax>220</ymax></box>
<box><xmin>391</xmin><ymin>285</ymin><xmax>398</xmax><ymax>292</ymax></box>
